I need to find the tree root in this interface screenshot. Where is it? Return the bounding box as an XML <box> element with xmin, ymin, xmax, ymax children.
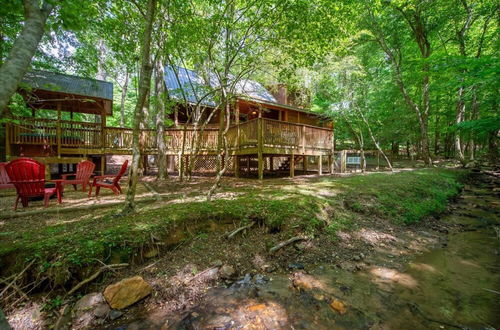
<box><xmin>66</xmin><ymin>263</ymin><xmax>129</xmax><ymax>296</ymax></box>
<box><xmin>226</xmin><ymin>222</ymin><xmax>255</xmax><ymax>239</ymax></box>
<box><xmin>0</xmin><ymin>259</ymin><xmax>36</xmax><ymax>298</ymax></box>
<box><xmin>269</xmin><ymin>236</ymin><xmax>308</xmax><ymax>254</ymax></box>
<box><xmin>142</xmin><ymin>182</ymin><xmax>162</xmax><ymax>201</ymax></box>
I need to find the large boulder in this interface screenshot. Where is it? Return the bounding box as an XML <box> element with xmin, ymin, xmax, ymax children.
<box><xmin>103</xmin><ymin>276</ymin><xmax>152</xmax><ymax>309</ymax></box>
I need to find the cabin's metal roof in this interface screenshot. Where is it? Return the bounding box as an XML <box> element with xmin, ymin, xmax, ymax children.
<box><xmin>22</xmin><ymin>70</ymin><xmax>113</xmax><ymax>100</ymax></box>
<box><xmin>164</xmin><ymin>65</ymin><xmax>277</xmax><ymax>107</ymax></box>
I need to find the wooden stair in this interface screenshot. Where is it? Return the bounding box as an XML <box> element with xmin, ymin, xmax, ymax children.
<box><xmin>277</xmin><ymin>155</ymin><xmax>303</xmax><ymax>171</ymax></box>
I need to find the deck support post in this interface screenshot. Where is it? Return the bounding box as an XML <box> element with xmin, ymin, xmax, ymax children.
<box><xmin>234</xmin><ymin>155</ymin><xmax>239</xmax><ymax>178</ymax></box>
<box><xmin>5</xmin><ymin>122</ymin><xmax>11</xmax><ymax>161</ymax></box>
<box><xmin>257</xmin><ymin>117</ymin><xmax>263</xmax><ymax>180</ymax></box>
<box><xmin>290</xmin><ymin>152</ymin><xmax>295</xmax><ymax>178</ymax></box>
<box><xmin>303</xmin><ymin>155</ymin><xmax>308</xmax><ymax>172</ymax></box>
<box><xmin>318</xmin><ymin>154</ymin><xmax>323</xmax><ymax>175</ymax></box>
<box><xmin>327</xmin><ymin>155</ymin><xmax>332</xmax><ymax>174</ymax></box>
<box><xmin>101</xmin><ymin>155</ymin><xmax>106</xmax><ymax>175</ymax></box>
<box><xmin>340</xmin><ymin>150</ymin><xmax>347</xmax><ymax>173</ymax></box>
<box><xmin>269</xmin><ymin>156</ymin><xmax>273</xmax><ymax>172</ymax></box>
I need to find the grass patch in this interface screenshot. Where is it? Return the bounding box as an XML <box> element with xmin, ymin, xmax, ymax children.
<box><xmin>0</xmin><ymin>168</ymin><xmax>465</xmax><ymax>286</ymax></box>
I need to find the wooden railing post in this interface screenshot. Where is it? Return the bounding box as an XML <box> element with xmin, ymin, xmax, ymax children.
<box><xmin>330</xmin><ymin>128</ymin><xmax>335</xmax><ymax>173</ymax></box>
<box><xmin>340</xmin><ymin>150</ymin><xmax>347</xmax><ymax>173</ymax></box>
<box><xmin>290</xmin><ymin>151</ymin><xmax>295</xmax><ymax>178</ymax></box>
<box><xmin>56</xmin><ymin>102</ymin><xmax>61</xmax><ymax>157</ymax></box>
<box><xmin>101</xmin><ymin>108</ymin><xmax>106</xmax><ymax>152</ymax></box>
<box><xmin>257</xmin><ymin>117</ymin><xmax>263</xmax><ymax>180</ymax></box>
<box><xmin>235</xmin><ymin>103</ymin><xmax>240</xmax><ymax>178</ymax></box>
<box><xmin>301</xmin><ymin>125</ymin><xmax>305</xmax><ymax>154</ymax></box>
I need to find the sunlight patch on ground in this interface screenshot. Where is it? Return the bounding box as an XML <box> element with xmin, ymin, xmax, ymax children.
<box><xmin>409</xmin><ymin>262</ymin><xmax>439</xmax><ymax>273</ymax></box>
<box><xmin>45</xmin><ymin>213</ymin><xmax>95</xmax><ymax>226</ymax></box>
<box><xmin>458</xmin><ymin>259</ymin><xmax>482</xmax><ymax>268</ymax></box>
<box><xmin>354</xmin><ymin>228</ymin><xmax>398</xmax><ymax>245</ymax></box>
<box><xmin>369</xmin><ymin>267</ymin><xmax>418</xmax><ymax>289</ymax></box>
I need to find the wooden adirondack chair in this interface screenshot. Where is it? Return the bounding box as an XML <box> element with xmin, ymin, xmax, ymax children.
<box><xmin>0</xmin><ymin>162</ymin><xmax>15</xmax><ymax>190</ymax></box>
<box><xmin>61</xmin><ymin>160</ymin><xmax>95</xmax><ymax>192</ymax></box>
<box><xmin>88</xmin><ymin>160</ymin><xmax>128</xmax><ymax>197</ymax></box>
<box><xmin>5</xmin><ymin>158</ymin><xmax>58</xmax><ymax>210</ymax></box>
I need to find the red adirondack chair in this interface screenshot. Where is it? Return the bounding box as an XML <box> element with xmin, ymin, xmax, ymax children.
<box><xmin>61</xmin><ymin>160</ymin><xmax>95</xmax><ymax>192</ymax></box>
<box><xmin>88</xmin><ymin>160</ymin><xmax>128</xmax><ymax>197</ymax></box>
<box><xmin>5</xmin><ymin>158</ymin><xmax>58</xmax><ymax>210</ymax></box>
<box><xmin>0</xmin><ymin>162</ymin><xmax>15</xmax><ymax>190</ymax></box>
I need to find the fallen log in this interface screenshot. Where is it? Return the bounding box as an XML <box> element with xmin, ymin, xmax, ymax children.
<box><xmin>226</xmin><ymin>222</ymin><xmax>255</xmax><ymax>239</ymax></box>
<box><xmin>269</xmin><ymin>236</ymin><xmax>308</xmax><ymax>254</ymax></box>
<box><xmin>66</xmin><ymin>263</ymin><xmax>129</xmax><ymax>296</ymax></box>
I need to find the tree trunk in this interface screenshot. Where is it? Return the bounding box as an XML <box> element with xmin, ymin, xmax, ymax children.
<box><xmin>0</xmin><ymin>0</ymin><xmax>54</xmax><ymax>117</ymax></box>
<box><xmin>359</xmin><ymin>137</ymin><xmax>366</xmax><ymax>174</ymax></box>
<box><xmin>155</xmin><ymin>60</ymin><xmax>168</xmax><ymax>180</ymax></box>
<box><xmin>120</xmin><ymin>70</ymin><xmax>129</xmax><ymax>128</ymax></box>
<box><xmin>434</xmin><ymin>114</ymin><xmax>440</xmax><ymax>156</ymax></box>
<box><xmin>356</xmin><ymin>108</ymin><xmax>394</xmax><ymax>171</ymax></box>
<box><xmin>372</xmin><ymin>5</ymin><xmax>433</xmax><ymax>166</ymax></box>
<box><xmin>207</xmin><ymin>99</ymin><xmax>231</xmax><ymax>201</ymax></box>
<box><xmin>122</xmin><ymin>0</ymin><xmax>156</xmax><ymax>214</ymax></box>
<box><xmin>454</xmin><ymin>86</ymin><xmax>466</xmax><ymax>164</ymax></box>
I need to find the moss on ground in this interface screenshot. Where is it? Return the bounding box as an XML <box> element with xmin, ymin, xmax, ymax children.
<box><xmin>0</xmin><ymin>168</ymin><xmax>465</xmax><ymax>285</ymax></box>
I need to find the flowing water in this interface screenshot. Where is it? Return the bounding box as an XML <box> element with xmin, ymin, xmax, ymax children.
<box><xmin>120</xmin><ymin>173</ymin><xmax>499</xmax><ymax>329</ymax></box>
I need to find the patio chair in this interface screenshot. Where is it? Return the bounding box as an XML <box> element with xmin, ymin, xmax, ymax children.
<box><xmin>61</xmin><ymin>160</ymin><xmax>95</xmax><ymax>192</ymax></box>
<box><xmin>0</xmin><ymin>162</ymin><xmax>15</xmax><ymax>190</ymax></box>
<box><xmin>5</xmin><ymin>158</ymin><xmax>57</xmax><ymax>210</ymax></box>
<box><xmin>88</xmin><ymin>160</ymin><xmax>128</xmax><ymax>197</ymax></box>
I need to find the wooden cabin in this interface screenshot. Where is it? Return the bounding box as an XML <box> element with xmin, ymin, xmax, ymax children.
<box><xmin>3</xmin><ymin>69</ymin><xmax>334</xmax><ymax>179</ymax></box>
<box><xmin>163</xmin><ymin>66</ymin><xmax>334</xmax><ymax>178</ymax></box>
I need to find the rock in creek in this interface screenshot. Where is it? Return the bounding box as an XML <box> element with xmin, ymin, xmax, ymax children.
<box><xmin>219</xmin><ymin>265</ymin><xmax>236</xmax><ymax>279</ymax></box>
<box><xmin>108</xmin><ymin>310</ymin><xmax>124</xmax><ymax>321</ymax></box>
<box><xmin>72</xmin><ymin>292</ymin><xmax>110</xmax><ymax>328</ymax></box>
<box><xmin>288</xmin><ymin>263</ymin><xmax>305</xmax><ymax>270</ymax></box>
<box><xmin>330</xmin><ymin>299</ymin><xmax>347</xmax><ymax>315</ymax></box>
<box><xmin>103</xmin><ymin>276</ymin><xmax>152</xmax><ymax>310</ymax></box>
<box><xmin>291</xmin><ymin>272</ymin><xmax>326</xmax><ymax>292</ymax></box>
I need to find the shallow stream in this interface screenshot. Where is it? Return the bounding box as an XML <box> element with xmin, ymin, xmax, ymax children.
<box><xmin>120</xmin><ymin>174</ymin><xmax>499</xmax><ymax>329</ymax></box>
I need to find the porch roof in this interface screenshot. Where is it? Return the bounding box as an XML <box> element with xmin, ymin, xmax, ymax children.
<box><xmin>20</xmin><ymin>70</ymin><xmax>114</xmax><ymax>115</ymax></box>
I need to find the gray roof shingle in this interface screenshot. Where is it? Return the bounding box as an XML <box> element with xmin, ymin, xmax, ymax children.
<box><xmin>22</xmin><ymin>70</ymin><xmax>113</xmax><ymax>100</ymax></box>
<box><xmin>164</xmin><ymin>65</ymin><xmax>277</xmax><ymax>107</ymax></box>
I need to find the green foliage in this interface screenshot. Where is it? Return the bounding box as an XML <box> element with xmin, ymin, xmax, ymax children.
<box><xmin>0</xmin><ymin>169</ymin><xmax>465</xmax><ymax>285</ymax></box>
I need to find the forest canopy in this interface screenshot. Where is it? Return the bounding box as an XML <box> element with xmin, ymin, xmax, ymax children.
<box><xmin>1</xmin><ymin>0</ymin><xmax>498</xmax><ymax>166</ymax></box>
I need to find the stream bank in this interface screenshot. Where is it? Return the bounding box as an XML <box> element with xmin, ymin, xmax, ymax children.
<box><xmin>3</xmin><ymin>169</ymin><xmax>497</xmax><ymax>329</ymax></box>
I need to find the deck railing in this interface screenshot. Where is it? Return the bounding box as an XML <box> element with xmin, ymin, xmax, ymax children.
<box><xmin>5</xmin><ymin>117</ymin><xmax>333</xmax><ymax>156</ymax></box>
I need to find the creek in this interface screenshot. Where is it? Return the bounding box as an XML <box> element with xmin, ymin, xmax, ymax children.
<box><xmin>118</xmin><ymin>173</ymin><xmax>499</xmax><ymax>329</ymax></box>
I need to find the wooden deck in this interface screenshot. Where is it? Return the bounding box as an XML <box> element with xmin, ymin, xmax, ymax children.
<box><xmin>5</xmin><ymin>117</ymin><xmax>333</xmax><ymax>158</ymax></box>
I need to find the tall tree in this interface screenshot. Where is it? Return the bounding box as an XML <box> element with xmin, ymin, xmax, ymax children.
<box><xmin>0</xmin><ymin>0</ymin><xmax>54</xmax><ymax>117</ymax></box>
<box><xmin>122</xmin><ymin>0</ymin><xmax>157</xmax><ymax>213</ymax></box>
